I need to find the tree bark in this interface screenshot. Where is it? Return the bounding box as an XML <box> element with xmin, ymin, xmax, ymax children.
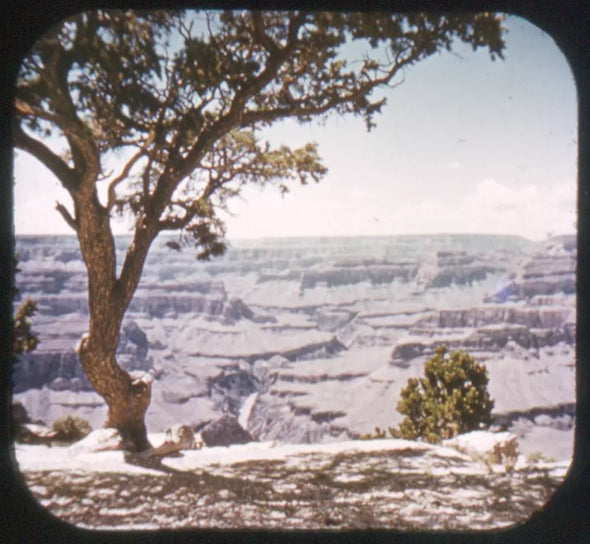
<box><xmin>73</xmin><ymin>185</ymin><xmax>157</xmax><ymax>452</ymax></box>
<box><xmin>77</xmin><ymin>344</ymin><xmax>153</xmax><ymax>452</ymax></box>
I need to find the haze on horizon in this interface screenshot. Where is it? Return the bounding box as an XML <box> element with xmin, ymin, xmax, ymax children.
<box><xmin>13</xmin><ymin>14</ymin><xmax>577</xmax><ymax>242</ymax></box>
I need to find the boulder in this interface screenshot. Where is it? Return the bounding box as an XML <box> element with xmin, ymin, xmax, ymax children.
<box><xmin>443</xmin><ymin>431</ymin><xmax>519</xmax><ymax>469</ymax></box>
<box><xmin>200</xmin><ymin>414</ymin><xmax>254</xmax><ymax>447</ymax></box>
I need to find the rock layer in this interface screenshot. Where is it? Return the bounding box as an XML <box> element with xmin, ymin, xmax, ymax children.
<box><xmin>13</xmin><ymin>234</ymin><xmax>575</xmax><ymax>460</ymax></box>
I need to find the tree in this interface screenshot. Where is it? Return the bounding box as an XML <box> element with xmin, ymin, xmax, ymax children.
<box><xmin>14</xmin><ymin>10</ymin><xmax>506</xmax><ymax>452</ymax></box>
<box><xmin>11</xmin><ymin>256</ymin><xmax>39</xmax><ymax>441</ymax></box>
<box><xmin>394</xmin><ymin>345</ymin><xmax>495</xmax><ymax>443</ymax></box>
<box><xmin>13</xmin><ymin>256</ymin><xmax>39</xmax><ymax>356</ymax></box>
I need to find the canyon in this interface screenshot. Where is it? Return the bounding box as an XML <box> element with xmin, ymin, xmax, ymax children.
<box><xmin>12</xmin><ymin>233</ymin><xmax>576</xmax><ymax>461</ymax></box>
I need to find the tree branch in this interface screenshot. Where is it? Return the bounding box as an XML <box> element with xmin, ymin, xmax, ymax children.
<box><xmin>157</xmin><ymin>198</ymin><xmax>201</xmax><ymax>231</ymax></box>
<box><xmin>239</xmin><ymin>50</ymin><xmax>416</xmax><ymax>128</ymax></box>
<box><xmin>33</xmin><ymin>35</ymin><xmax>100</xmax><ymax>182</ymax></box>
<box><xmin>107</xmin><ymin>130</ymin><xmax>156</xmax><ymax>211</ymax></box>
<box><xmin>13</xmin><ymin>123</ymin><xmax>78</xmax><ymax>192</ymax></box>
<box><xmin>145</xmin><ymin>14</ymin><xmax>309</xmax><ymax>220</ymax></box>
<box><xmin>251</xmin><ymin>11</ymin><xmax>280</xmax><ymax>55</ymax></box>
<box><xmin>115</xmin><ymin>222</ymin><xmax>158</xmax><ymax>312</ymax></box>
<box><xmin>15</xmin><ymin>98</ymin><xmax>65</xmax><ymax>127</ymax></box>
<box><xmin>55</xmin><ymin>201</ymin><xmax>78</xmax><ymax>231</ymax></box>
<box><xmin>158</xmin><ymin>212</ymin><xmax>194</xmax><ymax>231</ymax></box>
<box><xmin>175</xmin><ymin>15</ymin><xmax>305</xmax><ymax>183</ymax></box>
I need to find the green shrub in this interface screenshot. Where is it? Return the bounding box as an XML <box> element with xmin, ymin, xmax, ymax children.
<box><xmin>360</xmin><ymin>426</ymin><xmax>399</xmax><ymax>440</ymax></box>
<box><xmin>393</xmin><ymin>345</ymin><xmax>494</xmax><ymax>444</ymax></box>
<box><xmin>52</xmin><ymin>415</ymin><xmax>92</xmax><ymax>442</ymax></box>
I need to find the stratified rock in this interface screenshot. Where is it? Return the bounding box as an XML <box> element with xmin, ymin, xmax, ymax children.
<box><xmin>200</xmin><ymin>414</ymin><xmax>254</xmax><ymax>447</ymax></box>
<box><xmin>12</xmin><ymin>233</ymin><xmax>574</xmax><ymax>458</ymax></box>
<box><xmin>488</xmin><ymin>235</ymin><xmax>576</xmax><ymax>302</ymax></box>
<box><xmin>161</xmin><ymin>374</ymin><xmax>208</xmax><ymax>404</ymax></box>
<box><xmin>49</xmin><ymin>377</ymin><xmax>72</xmax><ymax>391</ymax></box>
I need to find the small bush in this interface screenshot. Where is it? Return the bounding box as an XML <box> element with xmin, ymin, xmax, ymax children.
<box><xmin>527</xmin><ymin>451</ymin><xmax>556</xmax><ymax>464</ymax></box>
<box><xmin>360</xmin><ymin>426</ymin><xmax>396</xmax><ymax>440</ymax></box>
<box><xmin>392</xmin><ymin>345</ymin><xmax>494</xmax><ymax>444</ymax></box>
<box><xmin>52</xmin><ymin>415</ymin><xmax>92</xmax><ymax>442</ymax></box>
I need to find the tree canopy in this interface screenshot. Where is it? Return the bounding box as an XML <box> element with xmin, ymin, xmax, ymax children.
<box><xmin>15</xmin><ymin>10</ymin><xmax>505</xmax><ymax>255</ymax></box>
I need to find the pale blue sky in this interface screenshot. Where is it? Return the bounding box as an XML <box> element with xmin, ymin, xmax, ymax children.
<box><xmin>13</xmin><ymin>14</ymin><xmax>577</xmax><ymax>241</ymax></box>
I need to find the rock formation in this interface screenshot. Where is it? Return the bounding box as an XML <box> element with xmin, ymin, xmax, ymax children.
<box><xmin>12</xmin><ymin>234</ymin><xmax>576</xmax><ymax>461</ymax></box>
<box><xmin>200</xmin><ymin>414</ymin><xmax>254</xmax><ymax>447</ymax></box>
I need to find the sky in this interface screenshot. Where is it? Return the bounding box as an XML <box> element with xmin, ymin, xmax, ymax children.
<box><xmin>13</xmin><ymin>14</ymin><xmax>578</xmax><ymax>241</ymax></box>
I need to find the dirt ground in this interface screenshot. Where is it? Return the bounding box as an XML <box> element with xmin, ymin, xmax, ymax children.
<box><xmin>21</xmin><ymin>448</ymin><xmax>562</xmax><ymax>531</ymax></box>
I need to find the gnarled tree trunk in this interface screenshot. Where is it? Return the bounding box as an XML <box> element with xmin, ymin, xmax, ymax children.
<box><xmin>77</xmin><ymin>340</ymin><xmax>153</xmax><ymax>452</ymax></box>
<box><xmin>74</xmin><ymin>186</ymin><xmax>158</xmax><ymax>452</ymax></box>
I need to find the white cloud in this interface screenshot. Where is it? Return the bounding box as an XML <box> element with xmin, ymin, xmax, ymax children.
<box><xmin>466</xmin><ymin>178</ymin><xmax>538</xmax><ymax>211</ymax></box>
<box><xmin>460</xmin><ymin>178</ymin><xmax>575</xmax><ymax>239</ymax></box>
<box><xmin>216</xmin><ymin>175</ymin><xmax>578</xmax><ymax>240</ymax></box>
<box><xmin>356</xmin><ymin>178</ymin><xmax>576</xmax><ymax>241</ymax></box>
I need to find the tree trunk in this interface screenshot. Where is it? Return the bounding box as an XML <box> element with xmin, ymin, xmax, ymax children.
<box><xmin>77</xmin><ymin>317</ymin><xmax>154</xmax><ymax>453</ymax></box>
<box><xmin>73</xmin><ymin>191</ymin><xmax>158</xmax><ymax>452</ymax></box>
<box><xmin>103</xmin><ymin>364</ymin><xmax>153</xmax><ymax>453</ymax></box>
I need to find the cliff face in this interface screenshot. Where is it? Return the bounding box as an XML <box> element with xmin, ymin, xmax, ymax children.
<box><xmin>13</xmin><ymin>234</ymin><xmax>575</xmax><ymax>461</ymax></box>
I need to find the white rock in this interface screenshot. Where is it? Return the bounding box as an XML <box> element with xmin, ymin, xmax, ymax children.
<box><xmin>443</xmin><ymin>431</ymin><xmax>519</xmax><ymax>468</ymax></box>
<box><xmin>69</xmin><ymin>428</ymin><xmax>123</xmax><ymax>453</ymax></box>
<box><xmin>22</xmin><ymin>423</ymin><xmax>58</xmax><ymax>439</ymax></box>
<box><xmin>164</xmin><ymin>424</ymin><xmax>196</xmax><ymax>449</ymax></box>
<box><xmin>129</xmin><ymin>371</ymin><xmax>154</xmax><ymax>386</ymax></box>
<box><xmin>514</xmin><ymin>454</ymin><xmax>528</xmax><ymax>471</ymax></box>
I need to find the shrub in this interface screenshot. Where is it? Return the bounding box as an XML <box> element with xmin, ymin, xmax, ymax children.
<box><xmin>52</xmin><ymin>415</ymin><xmax>92</xmax><ymax>442</ymax></box>
<box><xmin>527</xmin><ymin>451</ymin><xmax>556</xmax><ymax>464</ymax></box>
<box><xmin>393</xmin><ymin>345</ymin><xmax>494</xmax><ymax>444</ymax></box>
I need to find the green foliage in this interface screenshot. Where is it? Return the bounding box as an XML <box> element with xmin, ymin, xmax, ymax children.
<box><xmin>13</xmin><ymin>299</ymin><xmax>40</xmax><ymax>356</ymax></box>
<box><xmin>394</xmin><ymin>346</ymin><xmax>494</xmax><ymax>444</ymax></box>
<box><xmin>13</xmin><ymin>256</ymin><xmax>39</xmax><ymax>356</ymax></box>
<box><xmin>52</xmin><ymin>415</ymin><xmax>93</xmax><ymax>442</ymax></box>
<box><xmin>360</xmin><ymin>426</ymin><xmax>397</xmax><ymax>440</ymax></box>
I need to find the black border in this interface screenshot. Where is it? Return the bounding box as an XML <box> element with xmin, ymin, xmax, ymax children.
<box><xmin>2</xmin><ymin>1</ymin><xmax>589</xmax><ymax>543</ymax></box>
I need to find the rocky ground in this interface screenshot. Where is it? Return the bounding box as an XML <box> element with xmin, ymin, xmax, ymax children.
<box><xmin>15</xmin><ymin>438</ymin><xmax>568</xmax><ymax>531</ymax></box>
